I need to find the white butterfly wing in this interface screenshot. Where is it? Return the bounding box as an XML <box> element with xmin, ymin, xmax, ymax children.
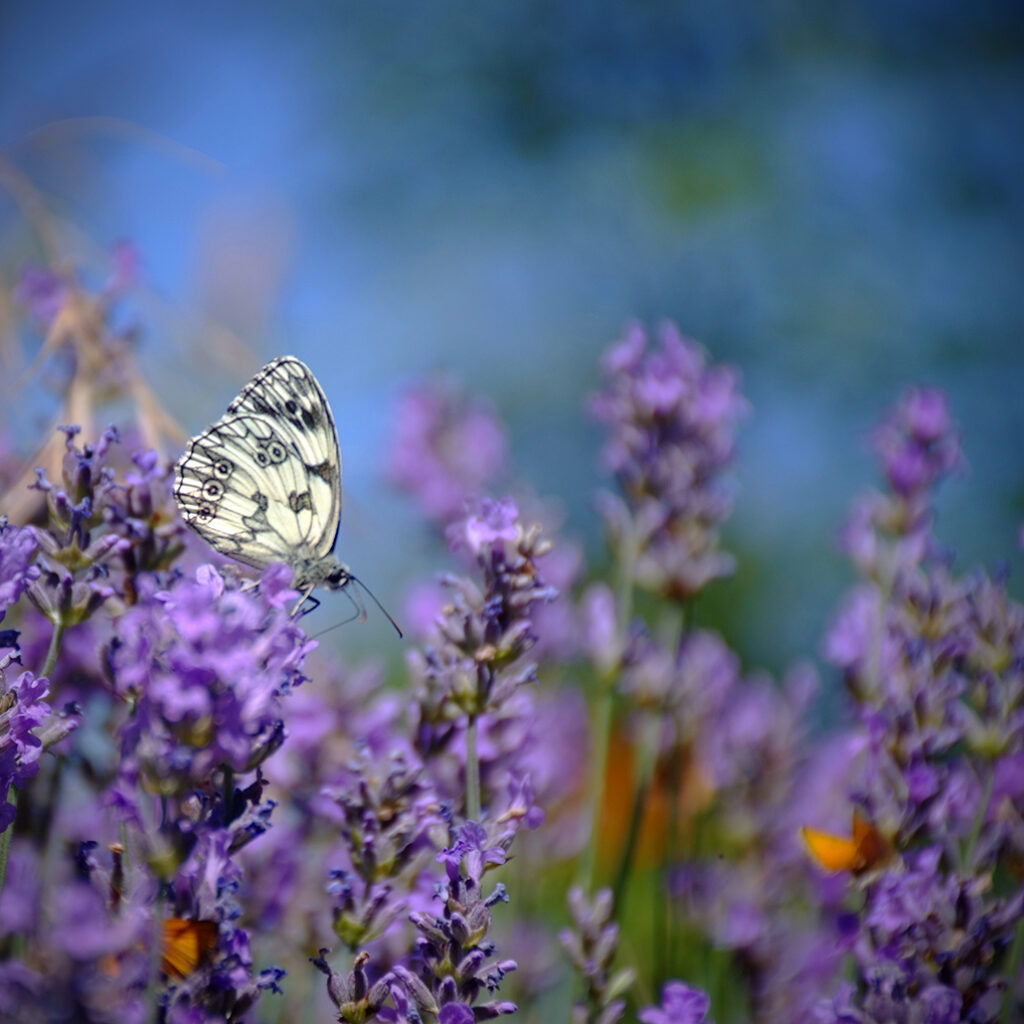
<box><xmin>174</xmin><ymin>356</ymin><xmax>342</xmax><ymax>569</ymax></box>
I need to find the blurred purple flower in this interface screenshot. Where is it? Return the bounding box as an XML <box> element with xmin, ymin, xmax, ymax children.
<box><xmin>592</xmin><ymin>320</ymin><xmax>748</xmax><ymax>600</ymax></box>
<box><xmin>580</xmin><ymin>582</ymin><xmax>620</xmax><ymax>676</ymax></box>
<box><xmin>389</xmin><ymin>379</ymin><xmax>507</xmax><ymax>528</ymax></box>
<box><xmin>320</xmin><ymin>747</ymin><xmax>443</xmax><ymax>949</ymax></box>
<box><xmin>403</xmin><ymin>579</ymin><xmax>448</xmax><ymax>639</ymax></box>
<box><xmin>448</xmin><ymin>497</ymin><xmax>519</xmax><ymax>556</ymax></box>
<box><xmin>819</xmin><ymin>388</ymin><xmax>1024</xmax><ymax>1020</ymax></box>
<box><xmin>559</xmin><ymin>887</ymin><xmax>634</xmax><ymax>1024</ymax></box>
<box><xmin>15</xmin><ymin>265</ymin><xmax>66</xmax><ymax>326</ymax></box>
<box><xmin>0</xmin><ymin>519</ymin><xmax>39</xmax><ymax>621</ymax></box>
<box><xmin>620</xmin><ymin>627</ymin><xmax>740</xmax><ymax>749</ymax></box>
<box><xmin>872</xmin><ymin>388</ymin><xmax>961</xmax><ymax>499</ymax></box>
<box><xmin>639</xmin><ymin>981</ymin><xmax>713</xmax><ymax>1024</ymax></box>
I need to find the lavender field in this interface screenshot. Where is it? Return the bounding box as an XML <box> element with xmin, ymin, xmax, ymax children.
<box><xmin>3</xmin><ymin>4</ymin><xmax>1024</xmax><ymax>1021</ymax></box>
<box><xmin>1</xmin><ymin>263</ymin><xmax>1022</xmax><ymax>1022</ymax></box>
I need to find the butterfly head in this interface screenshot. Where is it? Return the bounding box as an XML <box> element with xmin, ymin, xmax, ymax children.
<box><xmin>295</xmin><ymin>555</ymin><xmax>352</xmax><ymax>592</ymax></box>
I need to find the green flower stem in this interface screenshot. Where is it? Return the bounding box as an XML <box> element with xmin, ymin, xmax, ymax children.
<box><xmin>466</xmin><ymin>716</ymin><xmax>481</xmax><ymax>822</ymax></box>
<box><xmin>656</xmin><ymin>604</ymin><xmax>690</xmax><ymax>983</ymax></box>
<box><xmin>611</xmin><ymin>714</ymin><xmax>660</xmax><ymax>913</ymax></box>
<box><xmin>42</xmin><ymin>620</ymin><xmax>66</xmax><ymax>679</ymax></box>
<box><xmin>0</xmin><ymin>788</ymin><xmax>18</xmax><ymax>898</ymax></box>
<box><xmin>1001</xmin><ymin>916</ymin><xmax>1024</xmax><ymax>1021</ymax></box>
<box><xmin>149</xmin><ymin>888</ymin><xmax>166</xmax><ymax>1024</ymax></box>
<box><xmin>580</xmin><ymin>521</ymin><xmax>638</xmax><ymax>892</ymax></box>
<box><xmin>962</xmin><ymin>766</ymin><xmax>994</xmax><ymax>872</ymax></box>
<box><xmin>580</xmin><ymin>683</ymin><xmax>614</xmax><ymax>891</ymax></box>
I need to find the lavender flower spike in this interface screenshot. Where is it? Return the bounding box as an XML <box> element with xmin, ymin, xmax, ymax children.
<box><xmin>388</xmin><ymin>379</ymin><xmax>508</xmax><ymax>529</ymax></box>
<box><xmin>559</xmin><ymin>887</ymin><xmax>635</xmax><ymax>1024</ymax></box>
<box><xmin>1</xmin><ymin>671</ymin><xmax>79</xmax><ymax>834</ymax></box>
<box><xmin>0</xmin><ymin>519</ymin><xmax>39</xmax><ymax>621</ymax></box>
<box><xmin>592</xmin><ymin>321</ymin><xmax>748</xmax><ymax>600</ymax></box>
<box><xmin>639</xmin><ymin>981</ymin><xmax>714</xmax><ymax>1024</ymax></box>
<box><xmin>397</xmin><ymin>823</ymin><xmax>518</xmax><ymax>1020</ymax></box>
<box><xmin>411</xmin><ymin>498</ymin><xmax>555</xmax><ymax>723</ymax></box>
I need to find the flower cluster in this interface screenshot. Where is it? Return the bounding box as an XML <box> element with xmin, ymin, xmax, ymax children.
<box><xmin>5</xmin><ymin>240</ymin><xmax>1024</xmax><ymax>1024</ymax></box>
<box><xmin>559</xmin><ymin>887</ymin><xmax>635</xmax><ymax>1024</ymax></box>
<box><xmin>394</xmin><ymin>822</ymin><xmax>518</xmax><ymax>1020</ymax></box>
<box><xmin>0</xmin><ymin>518</ymin><xmax>40</xmax><ymax>625</ymax></box>
<box><xmin>109</xmin><ymin>563</ymin><xmax>312</xmax><ymax>793</ymax></box>
<box><xmin>321</xmin><ymin>748</ymin><xmax>444</xmax><ymax>950</ymax></box>
<box><xmin>0</xmin><ymin>671</ymin><xmax>77</xmax><ymax>833</ymax></box>
<box><xmin>388</xmin><ymin>379</ymin><xmax>508</xmax><ymax>529</ymax></box>
<box><xmin>640</xmin><ymin>982</ymin><xmax>714</xmax><ymax>1024</ymax></box>
<box><xmin>591</xmin><ymin>321</ymin><xmax>748</xmax><ymax>600</ymax></box>
<box><xmin>408</xmin><ymin>498</ymin><xmax>556</xmax><ymax>812</ymax></box>
<box><xmin>28</xmin><ymin>425</ymin><xmax>187</xmax><ymax>628</ymax></box>
<box><xmin>813</xmin><ymin>389</ymin><xmax>1024</xmax><ymax>1021</ymax></box>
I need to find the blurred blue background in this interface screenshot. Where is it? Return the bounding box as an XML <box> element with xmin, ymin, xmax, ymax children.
<box><xmin>2</xmin><ymin>0</ymin><xmax>1023</xmax><ymax>675</ymax></box>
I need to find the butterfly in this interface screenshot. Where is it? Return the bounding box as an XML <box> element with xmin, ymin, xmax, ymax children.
<box><xmin>174</xmin><ymin>356</ymin><xmax>400</xmax><ymax>634</ymax></box>
<box><xmin>801</xmin><ymin>810</ymin><xmax>890</xmax><ymax>875</ymax></box>
<box><xmin>161</xmin><ymin>918</ymin><xmax>219</xmax><ymax>979</ymax></box>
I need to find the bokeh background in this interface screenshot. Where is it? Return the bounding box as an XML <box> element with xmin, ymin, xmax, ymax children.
<box><xmin>2</xmin><ymin>0</ymin><xmax>1023</xmax><ymax>676</ymax></box>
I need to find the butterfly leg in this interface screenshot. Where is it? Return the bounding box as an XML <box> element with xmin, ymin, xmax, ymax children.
<box><xmin>290</xmin><ymin>586</ymin><xmax>318</xmax><ymax>619</ymax></box>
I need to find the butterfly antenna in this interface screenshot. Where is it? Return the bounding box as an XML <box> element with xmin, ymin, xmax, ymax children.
<box><xmin>350</xmin><ymin>575</ymin><xmax>404</xmax><ymax>638</ymax></box>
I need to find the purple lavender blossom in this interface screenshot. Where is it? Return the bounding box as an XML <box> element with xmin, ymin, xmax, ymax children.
<box><xmin>448</xmin><ymin>497</ymin><xmax>520</xmax><ymax>557</ymax></box>
<box><xmin>592</xmin><ymin>321</ymin><xmax>748</xmax><ymax>599</ymax></box>
<box><xmin>559</xmin><ymin>887</ymin><xmax>635</xmax><ymax>1024</ymax></box>
<box><xmin>319</xmin><ymin>747</ymin><xmax>444</xmax><ymax>949</ymax></box>
<box><xmin>110</xmin><ymin>563</ymin><xmax>313</xmax><ymax>790</ymax></box>
<box><xmin>29</xmin><ymin>427</ymin><xmax>189</xmax><ymax>628</ymax></box>
<box><xmin>0</xmin><ymin>519</ymin><xmax>39</xmax><ymax>622</ymax></box>
<box><xmin>15</xmin><ymin>265</ymin><xmax>67</xmax><ymax>326</ymax></box>
<box><xmin>618</xmin><ymin>626</ymin><xmax>740</xmax><ymax>752</ymax></box>
<box><xmin>165</xmin><ymin>825</ymin><xmax>286</xmax><ymax>1021</ymax></box>
<box><xmin>639</xmin><ymin>981</ymin><xmax>714</xmax><ymax>1024</ymax></box>
<box><xmin>389</xmin><ymin>379</ymin><xmax>507</xmax><ymax>528</ymax></box>
<box><xmin>409</xmin><ymin>498</ymin><xmax>554</xmax><ymax>766</ymax></box>
<box><xmin>311</xmin><ymin>949</ymin><xmax>392</xmax><ymax>1020</ymax></box>
<box><xmin>819</xmin><ymin>388</ymin><xmax>1024</xmax><ymax>1020</ymax></box>
<box><xmin>396</xmin><ymin>822</ymin><xmax>518</xmax><ymax>1019</ymax></box>
<box><xmin>1</xmin><ymin>672</ymin><xmax>68</xmax><ymax>833</ymax></box>
<box><xmin>871</xmin><ymin>387</ymin><xmax>961</xmax><ymax>500</ymax></box>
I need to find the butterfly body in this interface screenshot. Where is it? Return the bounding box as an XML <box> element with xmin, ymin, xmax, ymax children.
<box><xmin>175</xmin><ymin>356</ymin><xmax>347</xmax><ymax>598</ymax></box>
